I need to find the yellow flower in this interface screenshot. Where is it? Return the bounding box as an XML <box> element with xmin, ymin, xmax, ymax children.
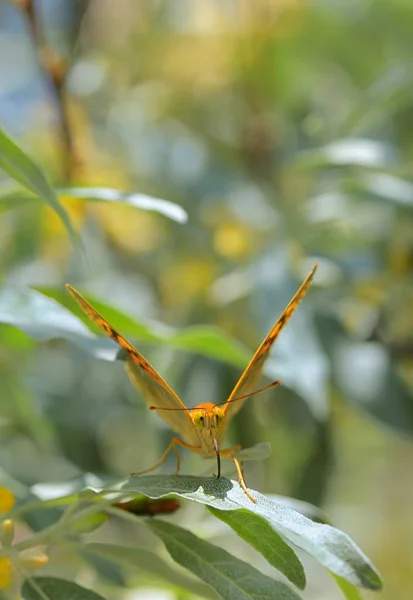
<box><xmin>213</xmin><ymin>223</ymin><xmax>254</xmax><ymax>259</ymax></box>
<box><xmin>0</xmin><ymin>557</ymin><xmax>12</xmax><ymax>589</ymax></box>
<box><xmin>0</xmin><ymin>488</ymin><xmax>14</xmax><ymax>515</ymax></box>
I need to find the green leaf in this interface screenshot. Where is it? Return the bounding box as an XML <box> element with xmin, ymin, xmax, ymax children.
<box><xmin>296</xmin><ymin>139</ymin><xmax>393</xmax><ymax>169</ymax></box>
<box><xmin>29</xmin><ymin>475</ymin><xmax>111</xmax><ymax>502</ymax></box>
<box><xmin>79</xmin><ymin>548</ymin><xmax>126</xmax><ymax>586</ymax></box>
<box><xmin>0</xmin><ymin>286</ymin><xmax>250</xmax><ymax>367</ymax></box>
<box><xmin>121</xmin><ymin>475</ymin><xmax>382</xmax><ymax>591</ymax></box>
<box><xmin>209</xmin><ymin>508</ymin><xmax>306</xmax><ymax>590</ymax></box>
<box><xmin>58</xmin><ymin>186</ymin><xmax>188</xmax><ymax>223</ymax></box>
<box><xmin>359</xmin><ymin>173</ymin><xmax>413</xmax><ymax>208</ymax></box>
<box><xmin>84</xmin><ymin>543</ymin><xmax>217</xmax><ymax>599</ymax></box>
<box><xmin>15</xmin><ymin>493</ymin><xmax>65</xmax><ymax>532</ymax></box>
<box><xmin>0</xmin><ymin>285</ymin><xmax>328</xmax><ymax>418</ymax></box>
<box><xmin>21</xmin><ymin>576</ymin><xmax>106</xmax><ymax>600</ymax></box>
<box><xmin>169</xmin><ymin>324</ymin><xmax>250</xmax><ymax>366</ymax></box>
<box><xmin>267</xmin><ymin>495</ymin><xmax>330</xmax><ymax>524</ymax></box>
<box><xmin>332</xmin><ymin>574</ymin><xmax>364</xmax><ymax>600</ymax></box>
<box><xmin>71</xmin><ymin>511</ymin><xmax>108</xmax><ymax>534</ymax></box>
<box><xmin>0</xmin><ymin>286</ymin><xmax>115</xmax><ymax>361</ymax></box>
<box><xmin>0</xmin><ymin>188</ymin><xmax>37</xmax><ymax>210</ymax></box>
<box><xmin>81</xmin><ymin>295</ymin><xmax>250</xmax><ymax>367</ymax></box>
<box><xmin>0</xmin><ymin>127</ymin><xmax>79</xmax><ymax>248</ymax></box>
<box><xmin>146</xmin><ymin>519</ymin><xmax>302</xmax><ymax>600</ymax></box>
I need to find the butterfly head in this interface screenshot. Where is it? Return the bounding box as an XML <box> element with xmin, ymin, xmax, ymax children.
<box><xmin>190</xmin><ymin>403</ymin><xmax>226</xmax><ymax>433</ymax></box>
<box><xmin>190</xmin><ymin>403</ymin><xmax>226</xmax><ymax>478</ymax></box>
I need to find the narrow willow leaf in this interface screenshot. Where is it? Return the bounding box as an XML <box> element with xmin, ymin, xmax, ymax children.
<box><xmin>332</xmin><ymin>574</ymin><xmax>364</xmax><ymax>600</ymax></box>
<box><xmin>79</xmin><ymin>549</ymin><xmax>126</xmax><ymax>586</ymax></box>
<box><xmin>146</xmin><ymin>519</ymin><xmax>302</xmax><ymax>600</ymax></box>
<box><xmin>297</xmin><ymin>138</ymin><xmax>393</xmax><ymax>169</ymax></box>
<box><xmin>64</xmin><ymin>292</ymin><xmax>251</xmax><ymax>366</ymax></box>
<box><xmin>267</xmin><ymin>495</ymin><xmax>330</xmax><ymax>524</ymax></box>
<box><xmin>0</xmin><ymin>286</ymin><xmax>251</xmax><ymax>367</ymax></box>
<box><xmin>169</xmin><ymin>324</ymin><xmax>250</xmax><ymax>365</ymax></box>
<box><xmin>71</xmin><ymin>511</ymin><xmax>108</xmax><ymax>534</ymax></box>
<box><xmin>361</xmin><ymin>173</ymin><xmax>413</xmax><ymax>208</ymax></box>
<box><xmin>0</xmin><ymin>188</ymin><xmax>37</xmax><ymax>209</ymax></box>
<box><xmin>121</xmin><ymin>475</ymin><xmax>382</xmax><ymax>591</ymax></box>
<box><xmin>209</xmin><ymin>508</ymin><xmax>306</xmax><ymax>590</ymax></box>
<box><xmin>0</xmin><ymin>287</ymin><xmax>115</xmax><ymax>361</ymax></box>
<box><xmin>22</xmin><ymin>576</ymin><xmax>105</xmax><ymax>600</ymax></box>
<box><xmin>0</xmin><ymin>127</ymin><xmax>79</xmax><ymax>248</ymax></box>
<box><xmin>58</xmin><ymin>186</ymin><xmax>188</xmax><ymax>223</ymax></box>
<box><xmin>85</xmin><ymin>543</ymin><xmax>217</xmax><ymax>599</ymax></box>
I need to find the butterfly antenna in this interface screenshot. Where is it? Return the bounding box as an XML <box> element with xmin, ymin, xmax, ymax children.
<box><xmin>217</xmin><ymin>380</ymin><xmax>281</xmax><ymax>407</ymax></box>
<box><xmin>150</xmin><ymin>380</ymin><xmax>280</xmax><ymax>411</ymax></box>
<box><xmin>148</xmin><ymin>405</ymin><xmax>206</xmax><ymax>412</ymax></box>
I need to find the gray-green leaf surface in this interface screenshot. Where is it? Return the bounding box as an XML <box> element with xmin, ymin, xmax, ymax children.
<box><xmin>84</xmin><ymin>542</ymin><xmax>217</xmax><ymax>599</ymax></box>
<box><xmin>332</xmin><ymin>574</ymin><xmax>364</xmax><ymax>600</ymax></box>
<box><xmin>0</xmin><ymin>286</ymin><xmax>251</xmax><ymax>366</ymax></box>
<box><xmin>146</xmin><ymin>519</ymin><xmax>302</xmax><ymax>600</ymax></box>
<box><xmin>21</xmin><ymin>576</ymin><xmax>106</xmax><ymax>600</ymax></box>
<box><xmin>58</xmin><ymin>186</ymin><xmax>188</xmax><ymax>223</ymax></box>
<box><xmin>121</xmin><ymin>475</ymin><xmax>382</xmax><ymax>591</ymax></box>
<box><xmin>0</xmin><ymin>127</ymin><xmax>78</xmax><ymax>248</ymax></box>
<box><xmin>209</xmin><ymin>508</ymin><xmax>305</xmax><ymax>589</ymax></box>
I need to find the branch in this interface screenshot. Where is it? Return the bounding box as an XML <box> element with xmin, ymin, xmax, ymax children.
<box><xmin>16</xmin><ymin>0</ymin><xmax>79</xmax><ymax>183</ymax></box>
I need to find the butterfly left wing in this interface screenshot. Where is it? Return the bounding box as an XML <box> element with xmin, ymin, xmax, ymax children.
<box><xmin>66</xmin><ymin>284</ymin><xmax>199</xmax><ymax>446</ymax></box>
<box><xmin>223</xmin><ymin>263</ymin><xmax>318</xmax><ymax>421</ymax></box>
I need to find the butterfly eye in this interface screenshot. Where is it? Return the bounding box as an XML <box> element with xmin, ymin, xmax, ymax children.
<box><xmin>195</xmin><ymin>414</ymin><xmax>205</xmax><ymax>428</ymax></box>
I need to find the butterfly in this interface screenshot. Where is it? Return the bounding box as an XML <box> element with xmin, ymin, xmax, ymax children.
<box><xmin>66</xmin><ymin>263</ymin><xmax>317</xmax><ymax>503</ymax></box>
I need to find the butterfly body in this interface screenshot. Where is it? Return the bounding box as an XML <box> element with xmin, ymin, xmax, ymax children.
<box><xmin>66</xmin><ymin>263</ymin><xmax>318</xmax><ymax>503</ymax></box>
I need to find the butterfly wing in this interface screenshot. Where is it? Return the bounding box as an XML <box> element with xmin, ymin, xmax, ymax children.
<box><xmin>66</xmin><ymin>285</ymin><xmax>199</xmax><ymax>445</ymax></box>
<box><xmin>223</xmin><ymin>264</ymin><xmax>318</xmax><ymax>421</ymax></box>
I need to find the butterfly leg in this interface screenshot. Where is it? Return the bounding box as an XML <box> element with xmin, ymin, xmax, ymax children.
<box><xmin>131</xmin><ymin>437</ymin><xmax>202</xmax><ymax>477</ymax></box>
<box><xmin>220</xmin><ymin>450</ymin><xmax>256</xmax><ymax>504</ymax></box>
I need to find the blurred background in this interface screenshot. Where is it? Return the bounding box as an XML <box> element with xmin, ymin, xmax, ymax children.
<box><xmin>0</xmin><ymin>0</ymin><xmax>413</xmax><ymax>598</ymax></box>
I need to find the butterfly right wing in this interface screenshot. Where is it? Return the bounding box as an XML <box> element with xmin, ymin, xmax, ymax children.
<box><xmin>66</xmin><ymin>285</ymin><xmax>199</xmax><ymax>446</ymax></box>
<box><xmin>223</xmin><ymin>263</ymin><xmax>318</xmax><ymax>421</ymax></box>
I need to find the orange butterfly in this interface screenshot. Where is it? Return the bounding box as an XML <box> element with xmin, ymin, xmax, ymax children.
<box><xmin>66</xmin><ymin>263</ymin><xmax>317</xmax><ymax>502</ymax></box>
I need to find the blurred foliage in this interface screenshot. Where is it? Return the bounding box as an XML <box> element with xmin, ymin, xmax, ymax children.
<box><xmin>0</xmin><ymin>0</ymin><xmax>413</xmax><ymax>598</ymax></box>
